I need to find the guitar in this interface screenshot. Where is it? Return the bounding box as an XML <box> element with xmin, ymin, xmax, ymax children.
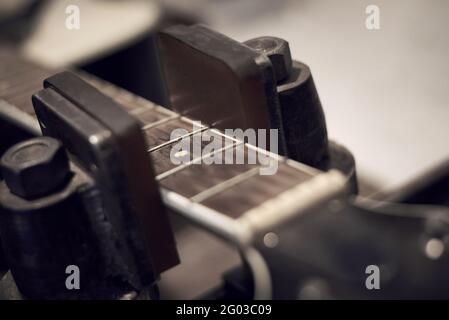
<box><xmin>1</xmin><ymin>29</ymin><xmax>449</xmax><ymax>300</ymax></box>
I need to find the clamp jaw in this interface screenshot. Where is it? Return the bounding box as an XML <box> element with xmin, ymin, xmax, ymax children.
<box><xmin>0</xmin><ymin>72</ymin><xmax>179</xmax><ymax>299</ymax></box>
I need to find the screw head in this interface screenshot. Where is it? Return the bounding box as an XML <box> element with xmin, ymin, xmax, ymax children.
<box><xmin>1</xmin><ymin>137</ymin><xmax>70</xmax><ymax>199</ymax></box>
<box><xmin>244</xmin><ymin>36</ymin><xmax>293</xmax><ymax>83</ymax></box>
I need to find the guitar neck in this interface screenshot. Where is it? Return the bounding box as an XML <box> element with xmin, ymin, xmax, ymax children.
<box><xmin>0</xmin><ymin>52</ymin><xmax>346</xmax><ymax>242</ymax></box>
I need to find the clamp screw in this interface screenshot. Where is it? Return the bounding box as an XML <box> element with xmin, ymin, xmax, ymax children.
<box><xmin>1</xmin><ymin>137</ymin><xmax>70</xmax><ymax>199</ymax></box>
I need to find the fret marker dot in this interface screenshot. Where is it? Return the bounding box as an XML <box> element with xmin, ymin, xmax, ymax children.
<box><xmin>89</xmin><ymin>136</ymin><xmax>99</xmax><ymax>144</ymax></box>
<box><xmin>174</xmin><ymin>150</ymin><xmax>189</xmax><ymax>158</ymax></box>
<box><xmin>425</xmin><ymin>238</ymin><xmax>444</xmax><ymax>260</ymax></box>
<box><xmin>263</xmin><ymin>232</ymin><xmax>279</xmax><ymax>248</ymax></box>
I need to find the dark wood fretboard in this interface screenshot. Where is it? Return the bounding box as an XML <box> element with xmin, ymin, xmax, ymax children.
<box><xmin>0</xmin><ymin>52</ymin><xmax>346</xmax><ymax>239</ymax></box>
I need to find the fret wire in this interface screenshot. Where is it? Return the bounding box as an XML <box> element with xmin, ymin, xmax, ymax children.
<box><xmin>210</xmin><ymin>127</ymin><xmax>286</xmax><ymax>168</ymax></box>
<box><xmin>141</xmin><ymin>114</ymin><xmax>179</xmax><ymax>130</ymax></box>
<box><xmin>207</xmin><ymin>127</ymin><xmax>284</xmax><ymax>162</ymax></box>
<box><xmin>208</xmin><ymin>128</ymin><xmax>244</xmax><ymax>144</ymax></box>
<box><xmin>147</xmin><ymin>126</ymin><xmax>208</xmax><ymax>153</ymax></box>
<box><xmin>245</xmin><ymin>139</ymin><xmax>284</xmax><ymax>163</ymax></box>
<box><xmin>129</xmin><ymin>105</ymin><xmax>155</xmax><ymax>115</ymax></box>
<box><xmin>285</xmin><ymin>158</ymin><xmax>320</xmax><ymax>176</ymax></box>
<box><xmin>190</xmin><ymin>166</ymin><xmax>261</xmax><ymax>203</ymax></box>
<box><xmin>155</xmin><ymin>141</ymin><xmax>244</xmax><ymax>181</ymax></box>
<box><xmin>179</xmin><ymin>115</ymin><xmax>210</xmax><ymax>127</ymax></box>
<box><xmin>236</xmin><ymin>170</ymin><xmax>345</xmax><ymax>234</ymax></box>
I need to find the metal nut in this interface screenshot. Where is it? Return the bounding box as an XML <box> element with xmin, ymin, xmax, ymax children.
<box><xmin>1</xmin><ymin>137</ymin><xmax>70</xmax><ymax>199</ymax></box>
<box><xmin>244</xmin><ymin>36</ymin><xmax>293</xmax><ymax>82</ymax></box>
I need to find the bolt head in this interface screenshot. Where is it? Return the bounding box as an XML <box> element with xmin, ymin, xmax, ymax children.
<box><xmin>244</xmin><ymin>36</ymin><xmax>292</xmax><ymax>82</ymax></box>
<box><xmin>1</xmin><ymin>137</ymin><xmax>70</xmax><ymax>199</ymax></box>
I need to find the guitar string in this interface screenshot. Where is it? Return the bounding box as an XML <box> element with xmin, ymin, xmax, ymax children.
<box><xmin>147</xmin><ymin>125</ymin><xmax>208</xmax><ymax>153</ymax></box>
<box><xmin>141</xmin><ymin>114</ymin><xmax>179</xmax><ymax>130</ymax></box>
<box><xmin>155</xmin><ymin>141</ymin><xmax>244</xmax><ymax>181</ymax></box>
<box><xmin>190</xmin><ymin>166</ymin><xmax>261</xmax><ymax>203</ymax></box>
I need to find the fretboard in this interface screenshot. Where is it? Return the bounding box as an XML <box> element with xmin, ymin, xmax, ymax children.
<box><xmin>0</xmin><ymin>51</ymin><xmax>346</xmax><ymax>240</ymax></box>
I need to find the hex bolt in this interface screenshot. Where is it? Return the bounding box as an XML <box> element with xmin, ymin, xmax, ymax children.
<box><xmin>244</xmin><ymin>36</ymin><xmax>293</xmax><ymax>83</ymax></box>
<box><xmin>0</xmin><ymin>137</ymin><xmax>70</xmax><ymax>199</ymax></box>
